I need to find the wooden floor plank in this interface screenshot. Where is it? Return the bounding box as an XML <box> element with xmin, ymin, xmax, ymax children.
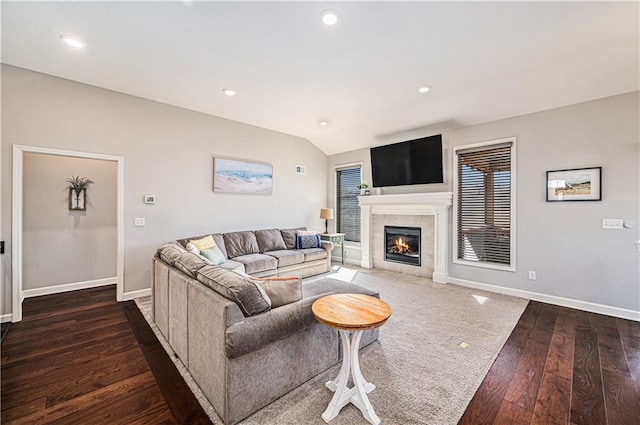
<box><xmin>492</xmin><ymin>399</ymin><xmax>533</xmax><ymax>425</ymax></box>
<box><xmin>503</xmin><ymin>337</ymin><xmax>550</xmax><ymax>410</ymax></box>
<box><xmin>570</xmin><ymin>326</ymin><xmax>606</xmax><ymax>425</ymax></box>
<box><xmin>531</xmin><ymin>371</ymin><xmax>571</xmax><ymax>425</ymax></box>
<box><xmin>545</xmin><ymin>309</ymin><xmax>576</xmax><ymax>381</ymax></box>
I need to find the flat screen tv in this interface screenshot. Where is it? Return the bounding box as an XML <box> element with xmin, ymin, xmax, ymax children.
<box><xmin>370</xmin><ymin>134</ymin><xmax>443</xmax><ymax>187</ymax></box>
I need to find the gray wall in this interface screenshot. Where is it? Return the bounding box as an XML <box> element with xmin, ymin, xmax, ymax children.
<box><xmin>328</xmin><ymin>92</ymin><xmax>640</xmax><ymax>311</ymax></box>
<box><xmin>23</xmin><ymin>153</ymin><xmax>117</xmax><ymax>289</ymax></box>
<box><xmin>2</xmin><ymin>65</ymin><xmax>328</xmax><ymax>315</ymax></box>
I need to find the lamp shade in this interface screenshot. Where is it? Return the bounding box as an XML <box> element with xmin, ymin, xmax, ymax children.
<box><xmin>320</xmin><ymin>208</ymin><xmax>334</xmax><ymax>220</ymax></box>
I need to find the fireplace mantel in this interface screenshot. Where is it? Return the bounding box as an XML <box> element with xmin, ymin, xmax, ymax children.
<box><xmin>358</xmin><ymin>192</ymin><xmax>453</xmax><ymax>283</ymax></box>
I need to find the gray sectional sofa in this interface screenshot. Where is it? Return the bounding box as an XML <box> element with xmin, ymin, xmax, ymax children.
<box><xmin>152</xmin><ymin>227</ymin><xmax>381</xmax><ymax>424</ymax></box>
<box><xmin>177</xmin><ymin>227</ymin><xmax>333</xmax><ymax>278</ymax></box>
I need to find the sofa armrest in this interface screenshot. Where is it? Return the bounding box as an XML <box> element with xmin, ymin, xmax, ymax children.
<box><xmin>225</xmin><ymin>292</ymin><xmax>336</xmax><ymax>358</ymax></box>
<box><xmin>321</xmin><ymin>240</ymin><xmax>334</xmax><ymax>252</ymax></box>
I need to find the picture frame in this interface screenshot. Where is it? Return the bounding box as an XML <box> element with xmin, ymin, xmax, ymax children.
<box><xmin>213</xmin><ymin>156</ymin><xmax>273</xmax><ymax>195</ymax></box>
<box><xmin>546</xmin><ymin>166</ymin><xmax>602</xmax><ymax>202</ymax></box>
<box><xmin>69</xmin><ymin>188</ymin><xmax>87</xmax><ymax>211</ymax></box>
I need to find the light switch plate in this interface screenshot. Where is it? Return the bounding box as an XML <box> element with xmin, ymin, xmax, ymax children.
<box><xmin>602</xmin><ymin>219</ymin><xmax>623</xmax><ymax>230</ymax></box>
<box><xmin>134</xmin><ymin>218</ymin><xmax>145</xmax><ymax>227</ymax></box>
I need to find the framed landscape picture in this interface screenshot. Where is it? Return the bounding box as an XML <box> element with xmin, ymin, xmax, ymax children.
<box><xmin>213</xmin><ymin>157</ymin><xmax>273</xmax><ymax>195</ymax></box>
<box><xmin>546</xmin><ymin>166</ymin><xmax>602</xmax><ymax>202</ymax></box>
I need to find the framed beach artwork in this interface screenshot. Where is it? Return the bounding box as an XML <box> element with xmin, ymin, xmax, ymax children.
<box><xmin>213</xmin><ymin>157</ymin><xmax>273</xmax><ymax>195</ymax></box>
<box><xmin>546</xmin><ymin>166</ymin><xmax>602</xmax><ymax>202</ymax></box>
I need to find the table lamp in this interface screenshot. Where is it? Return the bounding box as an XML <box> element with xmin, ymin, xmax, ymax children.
<box><xmin>320</xmin><ymin>208</ymin><xmax>334</xmax><ymax>234</ymax></box>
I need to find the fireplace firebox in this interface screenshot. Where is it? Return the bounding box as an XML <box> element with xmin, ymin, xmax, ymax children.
<box><xmin>384</xmin><ymin>226</ymin><xmax>421</xmax><ymax>266</ymax></box>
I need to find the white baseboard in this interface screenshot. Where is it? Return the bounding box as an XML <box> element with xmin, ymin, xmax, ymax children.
<box><xmin>122</xmin><ymin>288</ymin><xmax>151</xmax><ymax>301</ymax></box>
<box><xmin>1</xmin><ymin>314</ymin><xmax>13</xmax><ymax>323</ymax></box>
<box><xmin>21</xmin><ymin>277</ymin><xmax>117</xmax><ymax>299</ymax></box>
<box><xmin>448</xmin><ymin>277</ymin><xmax>640</xmax><ymax>322</ymax></box>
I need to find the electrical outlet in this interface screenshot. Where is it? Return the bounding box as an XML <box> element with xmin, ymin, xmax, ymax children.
<box><xmin>528</xmin><ymin>271</ymin><xmax>537</xmax><ymax>281</ymax></box>
<box><xmin>134</xmin><ymin>218</ymin><xmax>145</xmax><ymax>227</ymax></box>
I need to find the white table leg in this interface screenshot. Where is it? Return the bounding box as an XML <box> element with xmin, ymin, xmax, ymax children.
<box><xmin>325</xmin><ymin>330</ymin><xmax>375</xmax><ymax>394</ymax></box>
<box><xmin>321</xmin><ymin>330</ymin><xmax>380</xmax><ymax>425</ymax></box>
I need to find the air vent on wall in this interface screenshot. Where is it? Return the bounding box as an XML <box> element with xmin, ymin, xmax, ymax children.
<box><xmin>295</xmin><ymin>165</ymin><xmax>306</xmax><ymax>175</ymax></box>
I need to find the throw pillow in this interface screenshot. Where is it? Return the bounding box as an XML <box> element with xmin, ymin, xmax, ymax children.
<box><xmin>297</xmin><ymin>234</ymin><xmax>321</xmax><ymax>249</ymax></box>
<box><xmin>252</xmin><ymin>276</ymin><xmax>302</xmax><ymax>308</ymax></box>
<box><xmin>190</xmin><ymin>235</ymin><xmax>215</xmax><ymax>251</ymax></box>
<box><xmin>185</xmin><ymin>242</ymin><xmax>200</xmax><ymax>254</ymax></box>
<box><xmin>200</xmin><ymin>246</ymin><xmax>226</xmax><ymax>265</ymax></box>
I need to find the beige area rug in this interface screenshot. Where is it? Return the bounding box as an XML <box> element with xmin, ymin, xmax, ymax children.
<box><xmin>135</xmin><ymin>265</ymin><xmax>528</xmax><ymax>425</ymax></box>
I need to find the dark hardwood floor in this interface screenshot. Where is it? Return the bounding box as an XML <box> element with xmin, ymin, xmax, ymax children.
<box><xmin>0</xmin><ymin>285</ymin><xmax>211</xmax><ymax>425</ymax></box>
<box><xmin>2</xmin><ymin>287</ymin><xmax>639</xmax><ymax>424</ymax></box>
<box><xmin>459</xmin><ymin>301</ymin><xmax>640</xmax><ymax>425</ymax></box>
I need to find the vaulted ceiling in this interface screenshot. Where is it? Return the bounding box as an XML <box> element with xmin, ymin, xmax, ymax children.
<box><xmin>2</xmin><ymin>2</ymin><xmax>638</xmax><ymax>155</ymax></box>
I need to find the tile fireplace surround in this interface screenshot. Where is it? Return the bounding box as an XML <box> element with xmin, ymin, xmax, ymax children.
<box><xmin>359</xmin><ymin>192</ymin><xmax>453</xmax><ymax>283</ymax></box>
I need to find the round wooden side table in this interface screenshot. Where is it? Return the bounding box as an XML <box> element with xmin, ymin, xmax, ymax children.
<box><xmin>312</xmin><ymin>294</ymin><xmax>392</xmax><ymax>425</ymax></box>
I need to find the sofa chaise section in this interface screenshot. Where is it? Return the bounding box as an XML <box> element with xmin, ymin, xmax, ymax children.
<box><xmin>152</xmin><ymin>240</ymin><xmax>380</xmax><ymax>424</ymax></box>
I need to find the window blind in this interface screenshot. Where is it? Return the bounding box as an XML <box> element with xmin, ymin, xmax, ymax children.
<box><xmin>457</xmin><ymin>145</ymin><xmax>512</xmax><ymax>266</ymax></box>
<box><xmin>336</xmin><ymin>166</ymin><xmax>361</xmax><ymax>242</ymax></box>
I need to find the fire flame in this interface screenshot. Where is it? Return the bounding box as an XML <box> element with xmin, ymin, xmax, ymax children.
<box><xmin>395</xmin><ymin>237</ymin><xmax>410</xmax><ymax>254</ymax></box>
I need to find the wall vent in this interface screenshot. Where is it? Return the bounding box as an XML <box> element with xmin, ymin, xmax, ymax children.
<box><xmin>295</xmin><ymin>165</ymin><xmax>306</xmax><ymax>175</ymax></box>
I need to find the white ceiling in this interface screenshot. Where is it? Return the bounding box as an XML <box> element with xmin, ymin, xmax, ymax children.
<box><xmin>2</xmin><ymin>1</ymin><xmax>639</xmax><ymax>155</ymax></box>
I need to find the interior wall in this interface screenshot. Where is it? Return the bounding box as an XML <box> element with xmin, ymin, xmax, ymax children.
<box><xmin>1</xmin><ymin>65</ymin><xmax>328</xmax><ymax>315</ymax></box>
<box><xmin>22</xmin><ymin>153</ymin><xmax>117</xmax><ymax>290</ymax></box>
<box><xmin>328</xmin><ymin>91</ymin><xmax>640</xmax><ymax>312</ymax></box>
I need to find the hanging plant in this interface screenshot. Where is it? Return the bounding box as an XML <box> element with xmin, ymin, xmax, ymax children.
<box><xmin>66</xmin><ymin>176</ymin><xmax>94</xmax><ymax>211</ymax></box>
<box><xmin>66</xmin><ymin>175</ymin><xmax>94</xmax><ymax>196</ymax></box>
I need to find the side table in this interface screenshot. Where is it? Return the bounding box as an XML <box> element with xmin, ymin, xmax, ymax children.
<box><xmin>312</xmin><ymin>294</ymin><xmax>392</xmax><ymax>425</ymax></box>
<box><xmin>320</xmin><ymin>233</ymin><xmax>345</xmax><ymax>265</ymax></box>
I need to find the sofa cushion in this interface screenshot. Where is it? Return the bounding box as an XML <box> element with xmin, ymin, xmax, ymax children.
<box><xmin>233</xmin><ymin>253</ymin><xmax>278</xmax><ymax>274</ymax></box>
<box><xmin>157</xmin><ymin>243</ymin><xmax>187</xmax><ymax>266</ymax></box>
<box><xmin>297</xmin><ymin>248</ymin><xmax>327</xmax><ymax>262</ymax></box>
<box><xmin>255</xmin><ymin>229</ymin><xmax>287</xmax><ymax>253</ymax></box>
<box><xmin>252</xmin><ymin>277</ymin><xmax>303</xmax><ymax>309</ymax></box>
<box><xmin>264</xmin><ymin>250</ymin><xmax>304</xmax><ymax>267</ymax></box>
<box><xmin>174</xmin><ymin>252</ymin><xmax>210</xmax><ymax>278</ymax></box>
<box><xmin>302</xmin><ymin>278</ymin><xmax>380</xmax><ymax>299</ymax></box>
<box><xmin>280</xmin><ymin>227</ymin><xmax>307</xmax><ymax>250</ymax></box>
<box><xmin>219</xmin><ymin>260</ymin><xmax>246</xmax><ymax>274</ymax></box>
<box><xmin>224</xmin><ymin>231</ymin><xmax>260</xmax><ymax>258</ymax></box>
<box><xmin>197</xmin><ymin>266</ymin><xmax>271</xmax><ymax>317</ymax></box>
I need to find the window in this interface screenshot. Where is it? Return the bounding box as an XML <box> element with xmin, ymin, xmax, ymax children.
<box><xmin>454</xmin><ymin>138</ymin><xmax>515</xmax><ymax>270</ymax></box>
<box><xmin>336</xmin><ymin>165</ymin><xmax>362</xmax><ymax>242</ymax></box>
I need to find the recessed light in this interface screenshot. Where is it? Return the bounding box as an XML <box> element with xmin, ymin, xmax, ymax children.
<box><xmin>321</xmin><ymin>10</ymin><xmax>339</xmax><ymax>26</ymax></box>
<box><xmin>60</xmin><ymin>35</ymin><xmax>86</xmax><ymax>49</ymax></box>
<box><xmin>222</xmin><ymin>88</ymin><xmax>236</xmax><ymax>96</ymax></box>
<box><xmin>418</xmin><ymin>86</ymin><xmax>431</xmax><ymax>94</ymax></box>
<box><xmin>319</xmin><ymin>120</ymin><xmax>329</xmax><ymax>127</ymax></box>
